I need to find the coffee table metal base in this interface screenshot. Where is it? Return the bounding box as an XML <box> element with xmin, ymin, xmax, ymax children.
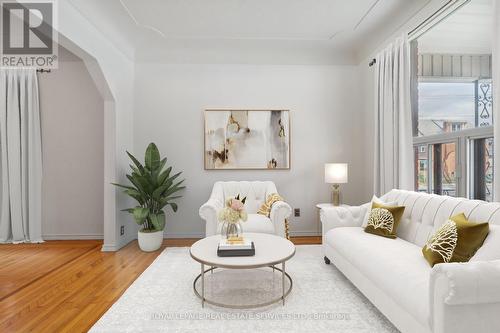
<box><xmin>193</xmin><ymin>264</ymin><xmax>293</xmax><ymax>309</ymax></box>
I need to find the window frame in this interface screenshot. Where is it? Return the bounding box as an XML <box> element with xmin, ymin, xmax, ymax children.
<box><xmin>413</xmin><ymin>126</ymin><xmax>493</xmax><ymax>198</ymax></box>
<box><xmin>467</xmin><ymin>134</ymin><xmax>494</xmax><ymax>201</ymax></box>
<box><xmin>409</xmin><ymin>0</ymin><xmax>494</xmax><ymax>200</ymax></box>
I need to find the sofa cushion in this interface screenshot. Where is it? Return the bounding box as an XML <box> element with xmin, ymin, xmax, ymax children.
<box><xmin>217</xmin><ymin>213</ymin><xmax>274</xmax><ymax>234</ymax></box>
<box><xmin>326</xmin><ymin>227</ymin><xmax>431</xmax><ymax>325</ymax></box>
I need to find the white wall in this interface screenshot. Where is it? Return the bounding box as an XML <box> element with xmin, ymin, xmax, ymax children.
<box><xmin>59</xmin><ymin>2</ymin><xmax>136</xmax><ymax>250</ymax></box>
<box><xmin>134</xmin><ymin>64</ymin><xmax>367</xmax><ymax>237</ymax></box>
<box><xmin>38</xmin><ymin>57</ymin><xmax>104</xmax><ymax>239</ymax></box>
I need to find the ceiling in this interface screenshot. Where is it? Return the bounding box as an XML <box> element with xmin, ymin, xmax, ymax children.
<box><xmin>418</xmin><ymin>0</ymin><xmax>493</xmax><ymax>54</ymax></box>
<box><xmin>67</xmin><ymin>0</ymin><xmax>431</xmax><ymax>64</ymax></box>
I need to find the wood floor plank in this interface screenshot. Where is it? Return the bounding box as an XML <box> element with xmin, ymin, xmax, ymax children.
<box><xmin>0</xmin><ymin>236</ymin><xmax>320</xmax><ymax>332</ymax></box>
<box><xmin>0</xmin><ymin>242</ymin><xmax>99</xmax><ymax>301</ymax></box>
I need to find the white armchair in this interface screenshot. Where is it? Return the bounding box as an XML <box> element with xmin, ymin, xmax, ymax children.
<box><xmin>199</xmin><ymin>181</ymin><xmax>292</xmax><ymax>238</ymax></box>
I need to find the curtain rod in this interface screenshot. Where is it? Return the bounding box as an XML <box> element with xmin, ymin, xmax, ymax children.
<box><xmin>407</xmin><ymin>0</ymin><xmax>469</xmax><ymax>40</ymax></box>
<box><xmin>369</xmin><ymin>0</ymin><xmax>467</xmax><ymax>68</ymax></box>
<box><xmin>407</xmin><ymin>0</ymin><xmax>454</xmax><ymax>38</ymax></box>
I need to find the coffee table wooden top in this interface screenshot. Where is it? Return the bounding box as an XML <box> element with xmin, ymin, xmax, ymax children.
<box><xmin>190</xmin><ymin>233</ymin><xmax>295</xmax><ymax>269</ymax></box>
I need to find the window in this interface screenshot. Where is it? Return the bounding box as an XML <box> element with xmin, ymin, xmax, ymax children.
<box><xmin>415</xmin><ymin>145</ymin><xmax>429</xmax><ymax>193</ymax></box>
<box><xmin>411</xmin><ymin>0</ymin><xmax>494</xmax><ymax>201</ymax></box>
<box><xmin>417</xmin><ymin>82</ymin><xmax>476</xmax><ymax>137</ymax></box>
<box><xmin>469</xmin><ymin>137</ymin><xmax>494</xmax><ymax>202</ymax></box>
<box><xmin>430</xmin><ymin>142</ymin><xmax>457</xmax><ymax>197</ymax></box>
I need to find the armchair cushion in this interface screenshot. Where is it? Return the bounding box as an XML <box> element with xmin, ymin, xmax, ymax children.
<box><xmin>217</xmin><ymin>214</ymin><xmax>275</xmax><ymax>234</ymax></box>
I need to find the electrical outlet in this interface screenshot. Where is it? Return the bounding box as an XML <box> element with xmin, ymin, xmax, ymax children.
<box><xmin>294</xmin><ymin>208</ymin><xmax>300</xmax><ymax>217</ymax></box>
<box><xmin>120</xmin><ymin>225</ymin><xmax>125</xmax><ymax>236</ymax></box>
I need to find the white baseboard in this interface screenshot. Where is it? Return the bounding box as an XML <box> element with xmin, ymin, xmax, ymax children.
<box><xmin>289</xmin><ymin>231</ymin><xmax>321</xmax><ymax>237</ymax></box>
<box><xmin>101</xmin><ymin>243</ymin><xmax>119</xmax><ymax>252</ymax></box>
<box><xmin>163</xmin><ymin>231</ymin><xmax>320</xmax><ymax>238</ymax></box>
<box><xmin>42</xmin><ymin>231</ymin><xmax>319</xmax><ymax>241</ymax></box>
<box><xmin>42</xmin><ymin>234</ymin><xmax>104</xmax><ymax>240</ymax></box>
<box><xmin>164</xmin><ymin>232</ymin><xmax>204</xmax><ymax>239</ymax></box>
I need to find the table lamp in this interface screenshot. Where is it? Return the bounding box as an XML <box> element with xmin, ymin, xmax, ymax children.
<box><xmin>325</xmin><ymin>163</ymin><xmax>348</xmax><ymax>206</ymax></box>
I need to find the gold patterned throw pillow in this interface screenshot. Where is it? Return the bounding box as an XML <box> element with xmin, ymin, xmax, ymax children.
<box><xmin>257</xmin><ymin>193</ymin><xmax>284</xmax><ymax>217</ymax></box>
<box><xmin>422</xmin><ymin>213</ymin><xmax>489</xmax><ymax>267</ymax></box>
<box><xmin>364</xmin><ymin>202</ymin><xmax>405</xmax><ymax>239</ymax></box>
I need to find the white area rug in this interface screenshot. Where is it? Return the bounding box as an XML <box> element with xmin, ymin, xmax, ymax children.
<box><xmin>91</xmin><ymin>245</ymin><xmax>398</xmax><ymax>333</ymax></box>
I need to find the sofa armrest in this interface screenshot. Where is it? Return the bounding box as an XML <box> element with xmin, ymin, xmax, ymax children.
<box><xmin>429</xmin><ymin>260</ymin><xmax>500</xmax><ymax>333</ymax></box>
<box><xmin>320</xmin><ymin>204</ymin><xmax>369</xmax><ymax>235</ymax></box>
<box><xmin>270</xmin><ymin>200</ymin><xmax>292</xmax><ymax>238</ymax></box>
<box><xmin>199</xmin><ymin>198</ymin><xmax>223</xmax><ymax>236</ymax></box>
<box><xmin>431</xmin><ymin>260</ymin><xmax>500</xmax><ymax>306</ymax></box>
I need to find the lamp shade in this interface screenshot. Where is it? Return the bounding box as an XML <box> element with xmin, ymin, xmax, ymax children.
<box><xmin>325</xmin><ymin>163</ymin><xmax>348</xmax><ymax>184</ymax></box>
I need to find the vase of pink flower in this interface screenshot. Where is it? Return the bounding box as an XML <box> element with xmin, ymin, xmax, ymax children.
<box><xmin>218</xmin><ymin>194</ymin><xmax>248</xmax><ymax>239</ymax></box>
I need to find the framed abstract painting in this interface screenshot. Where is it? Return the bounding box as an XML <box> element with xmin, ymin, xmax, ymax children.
<box><xmin>204</xmin><ymin>109</ymin><xmax>290</xmax><ymax>170</ymax></box>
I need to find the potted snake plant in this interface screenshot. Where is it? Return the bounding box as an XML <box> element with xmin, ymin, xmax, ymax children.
<box><xmin>113</xmin><ymin>143</ymin><xmax>185</xmax><ymax>252</ymax></box>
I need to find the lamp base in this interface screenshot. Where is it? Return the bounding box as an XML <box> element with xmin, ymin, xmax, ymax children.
<box><xmin>332</xmin><ymin>184</ymin><xmax>341</xmax><ymax>206</ymax></box>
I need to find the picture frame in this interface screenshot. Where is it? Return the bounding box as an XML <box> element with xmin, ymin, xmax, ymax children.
<box><xmin>204</xmin><ymin>109</ymin><xmax>290</xmax><ymax>170</ymax></box>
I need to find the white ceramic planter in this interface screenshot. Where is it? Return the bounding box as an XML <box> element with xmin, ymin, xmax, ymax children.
<box><xmin>138</xmin><ymin>230</ymin><xmax>163</xmax><ymax>252</ymax></box>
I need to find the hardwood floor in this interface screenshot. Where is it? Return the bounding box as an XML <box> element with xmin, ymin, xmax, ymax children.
<box><xmin>0</xmin><ymin>236</ymin><xmax>320</xmax><ymax>332</ymax></box>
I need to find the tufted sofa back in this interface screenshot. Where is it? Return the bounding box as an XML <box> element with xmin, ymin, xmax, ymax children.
<box><xmin>381</xmin><ymin>189</ymin><xmax>500</xmax><ymax>247</ymax></box>
<box><xmin>211</xmin><ymin>181</ymin><xmax>278</xmax><ymax>213</ymax></box>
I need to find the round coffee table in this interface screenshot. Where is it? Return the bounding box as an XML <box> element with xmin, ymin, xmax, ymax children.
<box><xmin>190</xmin><ymin>232</ymin><xmax>295</xmax><ymax>309</ymax></box>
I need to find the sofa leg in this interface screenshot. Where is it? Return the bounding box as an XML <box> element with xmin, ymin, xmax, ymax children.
<box><xmin>324</xmin><ymin>256</ymin><xmax>331</xmax><ymax>265</ymax></box>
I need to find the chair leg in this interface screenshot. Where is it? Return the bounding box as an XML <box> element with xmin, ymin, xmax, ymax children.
<box><xmin>324</xmin><ymin>256</ymin><xmax>331</xmax><ymax>265</ymax></box>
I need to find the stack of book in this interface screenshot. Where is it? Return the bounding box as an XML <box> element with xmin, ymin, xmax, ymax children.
<box><xmin>217</xmin><ymin>237</ymin><xmax>255</xmax><ymax>257</ymax></box>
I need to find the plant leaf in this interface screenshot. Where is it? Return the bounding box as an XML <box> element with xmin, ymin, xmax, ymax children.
<box><xmin>158</xmin><ymin>166</ymin><xmax>172</xmax><ymax>185</ymax></box>
<box><xmin>145</xmin><ymin>143</ymin><xmax>161</xmax><ymax>171</ymax></box>
<box><xmin>164</xmin><ymin>171</ymin><xmax>182</xmax><ymax>185</ymax></box>
<box><xmin>163</xmin><ymin>179</ymin><xmax>185</xmax><ymax>197</ymax></box>
<box><xmin>152</xmin><ymin>182</ymin><xmax>171</xmax><ymax>201</ymax></box>
<box><xmin>111</xmin><ymin>183</ymin><xmax>136</xmax><ymax>191</ymax></box>
<box><xmin>169</xmin><ymin>202</ymin><xmax>178</xmax><ymax>212</ymax></box>
<box><xmin>126</xmin><ymin>151</ymin><xmax>145</xmax><ymax>175</ymax></box>
<box><xmin>132</xmin><ymin>207</ymin><xmax>149</xmax><ymax>224</ymax></box>
<box><xmin>165</xmin><ymin>195</ymin><xmax>182</xmax><ymax>201</ymax></box>
<box><xmin>130</xmin><ymin>172</ymin><xmax>153</xmax><ymax>195</ymax></box>
<box><xmin>150</xmin><ymin>212</ymin><xmax>166</xmax><ymax>231</ymax></box>
<box><xmin>125</xmin><ymin>189</ymin><xmax>145</xmax><ymax>205</ymax></box>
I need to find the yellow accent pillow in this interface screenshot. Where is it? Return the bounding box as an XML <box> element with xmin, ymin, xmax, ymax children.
<box><xmin>422</xmin><ymin>213</ymin><xmax>489</xmax><ymax>267</ymax></box>
<box><xmin>257</xmin><ymin>193</ymin><xmax>284</xmax><ymax>217</ymax></box>
<box><xmin>364</xmin><ymin>202</ymin><xmax>405</xmax><ymax>239</ymax></box>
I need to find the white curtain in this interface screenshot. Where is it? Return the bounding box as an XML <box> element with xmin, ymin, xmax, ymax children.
<box><xmin>493</xmin><ymin>1</ymin><xmax>500</xmax><ymax>201</ymax></box>
<box><xmin>373</xmin><ymin>35</ymin><xmax>414</xmax><ymax>196</ymax></box>
<box><xmin>0</xmin><ymin>69</ymin><xmax>43</xmax><ymax>243</ymax></box>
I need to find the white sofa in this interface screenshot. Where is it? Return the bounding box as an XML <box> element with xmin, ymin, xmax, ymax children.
<box><xmin>199</xmin><ymin>181</ymin><xmax>292</xmax><ymax>237</ymax></box>
<box><xmin>321</xmin><ymin>189</ymin><xmax>500</xmax><ymax>333</ymax></box>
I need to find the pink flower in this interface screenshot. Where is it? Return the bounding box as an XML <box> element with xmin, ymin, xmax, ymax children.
<box><xmin>230</xmin><ymin>199</ymin><xmax>244</xmax><ymax>211</ymax></box>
